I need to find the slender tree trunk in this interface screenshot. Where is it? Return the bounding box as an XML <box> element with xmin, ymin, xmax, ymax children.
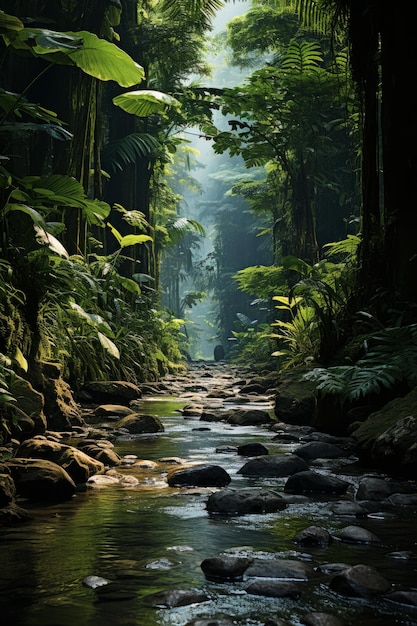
<box><xmin>380</xmin><ymin>8</ymin><xmax>417</xmax><ymax>306</ymax></box>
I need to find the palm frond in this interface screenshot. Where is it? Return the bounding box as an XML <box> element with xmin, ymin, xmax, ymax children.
<box><xmin>102</xmin><ymin>133</ymin><xmax>161</xmax><ymax>172</ymax></box>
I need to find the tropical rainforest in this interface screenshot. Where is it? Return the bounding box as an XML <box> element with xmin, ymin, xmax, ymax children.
<box><xmin>1</xmin><ymin>1</ymin><xmax>417</xmax><ymax>441</ymax></box>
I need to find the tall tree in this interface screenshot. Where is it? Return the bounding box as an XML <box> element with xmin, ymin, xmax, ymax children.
<box><xmin>296</xmin><ymin>0</ymin><xmax>417</xmax><ymax>318</ymax></box>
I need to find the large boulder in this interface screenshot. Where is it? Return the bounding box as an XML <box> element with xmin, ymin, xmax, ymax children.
<box><xmin>0</xmin><ymin>470</ymin><xmax>15</xmax><ymax>507</ymax></box>
<box><xmin>6</xmin><ymin>458</ymin><xmax>76</xmax><ymax>502</ymax></box>
<box><xmin>221</xmin><ymin>408</ymin><xmax>272</xmax><ymax>426</ymax></box>
<box><xmin>167</xmin><ymin>464</ymin><xmax>231</xmax><ymax>488</ymax></box>
<box><xmin>237</xmin><ymin>454</ymin><xmax>308</xmax><ymax>477</ymax></box>
<box><xmin>81</xmin><ymin>381</ymin><xmax>142</xmax><ymax>404</ymax></box>
<box><xmin>245</xmin><ymin>558</ymin><xmax>315</xmax><ymax>580</ymax></box>
<box><xmin>15</xmin><ymin>437</ymin><xmax>104</xmax><ymax>483</ymax></box>
<box><xmin>207</xmin><ymin>487</ymin><xmax>286</xmax><ymax>515</ymax></box>
<box><xmin>115</xmin><ymin>413</ymin><xmax>164</xmax><ymax>434</ymax></box>
<box><xmin>274</xmin><ymin>366</ymin><xmax>317</xmax><ymax>426</ymax></box>
<box><xmin>329</xmin><ymin>564</ymin><xmax>391</xmax><ymax>597</ymax></box>
<box><xmin>9</xmin><ymin>375</ymin><xmax>47</xmax><ymax>438</ymax></box>
<box><xmin>284</xmin><ymin>470</ymin><xmax>351</xmax><ymax>495</ymax></box>
<box><xmin>351</xmin><ymin>386</ymin><xmax>417</xmax><ymax>473</ymax></box>
<box><xmin>293</xmin><ymin>441</ymin><xmax>347</xmax><ymax>461</ymax></box>
<box><xmin>42</xmin><ymin>376</ymin><xmax>84</xmax><ymax>431</ymax></box>
<box><xmin>200</xmin><ymin>555</ymin><xmax>252</xmax><ymax>581</ymax></box>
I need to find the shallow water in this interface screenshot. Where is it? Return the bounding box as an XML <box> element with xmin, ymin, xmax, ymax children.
<box><xmin>1</xmin><ymin>394</ymin><xmax>417</xmax><ymax>626</ymax></box>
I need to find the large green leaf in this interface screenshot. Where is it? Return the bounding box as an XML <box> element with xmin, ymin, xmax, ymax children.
<box><xmin>21</xmin><ymin>175</ymin><xmax>111</xmax><ymax>224</ymax></box>
<box><xmin>6</xmin><ymin>28</ymin><xmax>144</xmax><ymax>88</ymax></box>
<box><xmin>65</xmin><ymin>31</ymin><xmax>145</xmax><ymax>87</ymax></box>
<box><xmin>112</xmin><ymin>90</ymin><xmax>180</xmax><ymax>117</ymax></box>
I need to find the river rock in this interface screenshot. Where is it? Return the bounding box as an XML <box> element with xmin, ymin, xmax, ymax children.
<box><xmin>355</xmin><ymin>476</ymin><xmax>414</xmax><ymax>501</ymax></box>
<box><xmin>293</xmin><ymin>525</ymin><xmax>333</xmax><ymax>548</ymax></box>
<box><xmin>274</xmin><ymin>366</ymin><xmax>317</xmax><ymax>425</ymax></box>
<box><xmin>143</xmin><ymin>587</ymin><xmax>209</xmax><ymax>607</ymax></box>
<box><xmin>200</xmin><ymin>555</ymin><xmax>252</xmax><ymax>580</ymax></box>
<box><xmin>185</xmin><ymin>618</ymin><xmax>236</xmax><ymax>626</ymax></box>
<box><xmin>245</xmin><ymin>579</ymin><xmax>301</xmax><ymax>598</ymax></box>
<box><xmin>245</xmin><ymin>557</ymin><xmax>315</xmax><ymax>580</ymax></box>
<box><xmin>76</xmin><ymin>442</ymin><xmax>121</xmax><ymax>466</ymax></box>
<box><xmin>385</xmin><ymin>590</ymin><xmax>417</xmax><ymax>606</ymax></box>
<box><xmin>15</xmin><ymin>437</ymin><xmax>104</xmax><ymax>483</ymax></box>
<box><xmin>351</xmin><ymin>387</ymin><xmax>417</xmax><ymax>472</ymax></box>
<box><xmin>0</xmin><ymin>502</ymin><xmax>33</xmax><ymax>524</ymax></box>
<box><xmin>329</xmin><ymin>564</ymin><xmax>391</xmax><ymax>597</ymax></box>
<box><xmin>300</xmin><ymin>612</ymin><xmax>348</xmax><ymax>626</ymax></box>
<box><xmin>237</xmin><ymin>442</ymin><xmax>269</xmax><ymax>456</ymax></box>
<box><xmin>333</xmin><ymin>525</ymin><xmax>381</xmax><ymax>544</ymax></box>
<box><xmin>42</xmin><ymin>376</ymin><xmax>84</xmax><ymax>431</ymax></box>
<box><xmin>115</xmin><ymin>413</ymin><xmax>164</xmax><ymax>434</ymax></box>
<box><xmin>329</xmin><ymin>501</ymin><xmax>367</xmax><ymax>517</ymax></box>
<box><xmin>82</xmin><ymin>380</ymin><xmax>142</xmax><ymax>403</ymax></box>
<box><xmin>237</xmin><ymin>454</ymin><xmax>308</xmax><ymax>477</ymax></box>
<box><xmin>0</xmin><ymin>471</ymin><xmax>15</xmax><ymax>507</ymax></box>
<box><xmin>387</xmin><ymin>492</ymin><xmax>417</xmax><ymax>505</ymax></box>
<box><xmin>181</xmin><ymin>404</ymin><xmax>204</xmax><ymax>416</ymax></box>
<box><xmin>294</xmin><ymin>442</ymin><xmax>346</xmax><ymax>460</ymax></box>
<box><xmin>222</xmin><ymin>408</ymin><xmax>272</xmax><ymax>426</ymax></box>
<box><xmin>82</xmin><ymin>575</ymin><xmax>111</xmax><ymax>589</ymax></box>
<box><xmin>6</xmin><ymin>458</ymin><xmax>76</xmax><ymax>502</ymax></box>
<box><xmin>92</xmin><ymin>404</ymin><xmax>133</xmax><ymax>417</ymax></box>
<box><xmin>284</xmin><ymin>470</ymin><xmax>351</xmax><ymax>495</ymax></box>
<box><xmin>9</xmin><ymin>375</ymin><xmax>47</xmax><ymax>437</ymax></box>
<box><xmin>206</xmin><ymin>487</ymin><xmax>286</xmax><ymax>515</ymax></box>
<box><xmin>167</xmin><ymin>463</ymin><xmax>231</xmax><ymax>487</ymax></box>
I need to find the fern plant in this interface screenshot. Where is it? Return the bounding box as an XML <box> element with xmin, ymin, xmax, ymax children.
<box><xmin>304</xmin><ymin>323</ymin><xmax>417</xmax><ymax>406</ymax></box>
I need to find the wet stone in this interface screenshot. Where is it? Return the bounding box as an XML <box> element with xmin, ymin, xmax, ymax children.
<box><xmin>245</xmin><ymin>557</ymin><xmax>315</xmax><ymax>581</ymax></box>
<box><xmin>333</xmin><ymin>525</ymin><xmax>381</xmax><ymax>544</ymax></box>
<box><xmin>293</xmin><ymin>525</ymin><xmax>333</xmax><ymax>548</ymax></box>
<box><xmin>167</xmin><ymin>464</ymin><xmax>231</xmax><ymax>487</ymax></box>
<box><xmin>143</xmin><ymin>587</ymin><xmax>210</xmax><ymax>608</ymax></box>
<box><xmin>200</xmin><ymin>555</ymin><xmax>252</xmax><ymax>581</ymax></box>
<box><xmin>329</xmin><ymin>564</ymin><xmax>391</xmax><ymax>597</ymax></box>
<box><xmin>237</xmin><ymin>454</ymin><xmax>308</xmax><ymax>477</ymax></box>
<box><xmin>284</xmin><ymin>470</ymin><xmax>351</xmax><ymax>495</ymax></box>
<box><xmin>207</xmin><ymin>487</ymin><xmax>287</xmax><ymax>515</ymax></box>
<box><xmin>245</xmin><ymin>579</ymin><xmax>302</xmax><ymax>599</ymax></box>
<box><xmin>300</xmin><ymin>611</ymin><xmax>349</xmax><ymax>626</ymax></box>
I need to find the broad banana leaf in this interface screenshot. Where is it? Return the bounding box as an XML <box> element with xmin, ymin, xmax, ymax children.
<box><xmin>113</xmin><ymin>90</ymin><xmax>180</xmax><ymax>116</ymax></box>
<box><xmin>5</xmin><ymin>28</ymin><xmax>144</xmax><ymax>88</ymax></box>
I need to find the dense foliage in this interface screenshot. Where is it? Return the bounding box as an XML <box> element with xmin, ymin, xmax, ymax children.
<box><xmin>1</xmin><ymin>0</ymin><xmax>417</xmax><ymax>440</ymax></box>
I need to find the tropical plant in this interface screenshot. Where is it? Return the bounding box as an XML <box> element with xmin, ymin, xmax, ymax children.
<box><xmin>269</xmin><ymin>234</ymin><xmax>359</xmax><ymax>367</ymax></box>
<box><xmin>304</xmin><ymin>323</ymin><xmax>417</xmax><ymax>407</ymax></box>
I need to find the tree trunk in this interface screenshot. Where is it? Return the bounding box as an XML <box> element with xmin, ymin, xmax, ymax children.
<box><xmin>380</xmin><ymin>8</ymin><xmax>417</xmax><ymax>306</ymax></box>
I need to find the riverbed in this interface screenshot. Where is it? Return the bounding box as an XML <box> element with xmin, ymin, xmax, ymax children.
<box><xmin>1</xmin><ymin>362</ymin><xmax>417</xmax><ymax>626</ymax></box>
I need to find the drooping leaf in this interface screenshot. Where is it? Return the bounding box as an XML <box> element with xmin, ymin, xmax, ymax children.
<box><xmin>98</xmin><ymin>332</ymin><xmax>120</xmax><ymax>359</ymax></box>
<box><xmin>119</xmin><ymin>277</ymin><xmax>141</xmax><ymax>295</ymax></box>
<box><xmin>34</xmin><ymin>225</ymin><xmax>69</xmax><ymax>258</ymax></box>
<box><xmin>112</xmin><ymin>90</ymin><xmax>180</xmax><ymax>117</ymax></box>
<box><xmin>12</xmin><ymin>347</ymin><xmax>28</xmax><ymax>372</ymax></box>
<box><xmin>119</xmin><ymin>234</ymin><xmax>153</xmax><ymax>248</ymax></box>
<box><xmin>0</xmin><ymin>122</ymin><xmax>73</xmax><ymax>140</ymax></box>
<box><xmin>5</xmin><ymin>203</ymin><xmax>46</xmax><ymax>227</ymax></box>
<box><xmin>0</xmin><ymin>11</ymin><xmax>24</xmax><ymax>33</ymax></box>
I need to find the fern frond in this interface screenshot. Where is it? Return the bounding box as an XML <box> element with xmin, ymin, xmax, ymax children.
<box><xmin>102</xmin><ymin>133</ymin><xmax>161</xmax><ymax>172</ymax></box>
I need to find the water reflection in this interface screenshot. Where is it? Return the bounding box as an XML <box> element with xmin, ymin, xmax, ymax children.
<box><xmin>1</xmin><ymin>397</ymin><xmax>417</xmax><ymax>625</ymax></box>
